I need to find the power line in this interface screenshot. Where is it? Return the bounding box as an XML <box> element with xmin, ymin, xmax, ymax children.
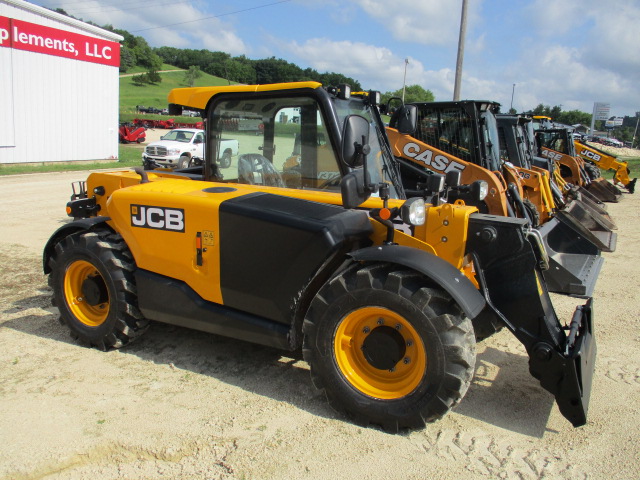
<box><xmin>64</xmin><ymin>0</ymin><xmax>194</xmax><ymax>16</ymax></box>
<box><xmin>130</xmin><ymin>0</ymin><xmax>292</xmax><ymax>32</ymax></box>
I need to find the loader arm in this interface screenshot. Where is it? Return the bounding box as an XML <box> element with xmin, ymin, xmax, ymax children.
<box><xmin>575</xmin><ymin>140</ymin><xmax>636</xmax><ymax>193</ymax></box>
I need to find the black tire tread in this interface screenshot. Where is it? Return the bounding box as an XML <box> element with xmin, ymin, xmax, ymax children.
<box><xmin>48</xmin><ymin>229</ymin><xmax>148</xmax><ymax>350</ymax></box>
<box><xmin>302</xmin><ymin>263</ymin><xmax>475</xmax><ymax>431</ymax></box>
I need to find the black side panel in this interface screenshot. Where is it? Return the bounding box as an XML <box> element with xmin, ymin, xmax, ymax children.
<box><xmin>135</xmin><ymin>269</ymin><xmax>291</xmax><ymax>350</ymax></box>
<box><xmin>219</xmin><ymin>193</ymin><xmax>373</xmax><ymax>324</ymax></box>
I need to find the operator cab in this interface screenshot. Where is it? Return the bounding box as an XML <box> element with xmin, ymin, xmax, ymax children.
<box><xmin>169</xmin><ymin>84</ymin><xmax>403</xmax><ymax>200</ymax></box>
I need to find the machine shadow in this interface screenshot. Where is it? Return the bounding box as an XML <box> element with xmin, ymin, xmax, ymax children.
<box><xmin>455</xmin><ymin>345</ymin><xmax>556</xmax><ymax>438</ymax></box>
<box><xmin>2</xmin><ymin>296</ymin><xmax>341</xmax><ymax>424</ymax></box>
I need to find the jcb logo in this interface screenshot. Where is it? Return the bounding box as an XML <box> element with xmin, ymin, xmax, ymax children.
<box><xmin>541</xmin><ymin>148</ymin><xmax>562</xmax><ymax>161</ymax></box>
<box><xmin>402</xmin><ymin>142</ymin><xmax>466</xmax><ymax>174</ymax></box>
<box><xmin>580</xmin><ymin>149</ymin><xmax>601</xmax><ymax>162</ymax></box>
<box><xmin>131</xmin><ymin>205</ymin><xmax>185</xmax><ymax>232</ymax></box>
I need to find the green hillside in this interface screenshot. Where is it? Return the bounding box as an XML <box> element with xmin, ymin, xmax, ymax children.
<box><xmin>119</xmin><ymin>65</ymin><xmax>234</xmax><ymax>116</ymax></box>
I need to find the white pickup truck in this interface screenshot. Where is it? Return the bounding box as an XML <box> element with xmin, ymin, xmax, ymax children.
<box><xmin>142</xmin><ymin>128</ymin><xmax>239</xmax><ymax>170</ymax></box>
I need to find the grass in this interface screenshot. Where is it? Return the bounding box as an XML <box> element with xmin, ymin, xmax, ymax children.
<box><xmin>0</xmin><ymin>143</ymin><xmax>143</xmax><ymax>176</ymax></box>
<box><xmin>119</xmin><ymin>67</ymin><xmax>233</xmax><ymax>115</ymax></box>
<box><xmin>601</xmin><ymin>156</ymin><xmax>640</xmax><ymax>181</ymax></box>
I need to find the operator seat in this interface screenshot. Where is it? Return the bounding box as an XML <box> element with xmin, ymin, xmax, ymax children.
<box><xmin>238</xmin><ymin>154</ymin><xmax>285</xmax><ymax>188</ymax></box>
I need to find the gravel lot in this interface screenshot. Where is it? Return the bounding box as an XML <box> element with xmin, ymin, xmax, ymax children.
<box><xmin>0</xmin><ymin>171</ymin><xmax>638</xmax><ymax>480</ymax></box>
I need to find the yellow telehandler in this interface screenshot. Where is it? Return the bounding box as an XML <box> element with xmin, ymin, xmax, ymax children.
<box><xmin>44</xmin><ymin>82</ymin><xmax>595</xmax><ymax>431</ymax></box>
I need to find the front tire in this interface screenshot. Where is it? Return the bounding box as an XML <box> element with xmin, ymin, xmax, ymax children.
<box><xmin>48</xmin><ymin>229</ymin><xmax>148</xmax><ymax>350</ymax></box>
<box><xmin>177</xmin><ymin>154</ymin><xmax>192</xmax><ymax>169</ymax></box>
<box><xmin>219</xmin><ymin>149</ymin><xmax>232</xmax><ymax>169</ymax></box>
<box><xmin>303</xmin><ymin>263</ymin><xmax>476</xmax><ymax>431</ymax></box>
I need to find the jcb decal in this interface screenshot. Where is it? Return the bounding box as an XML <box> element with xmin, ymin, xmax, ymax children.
<box><xmin>580</xmin><ymin>149</ymin><xmax>601</xmax><ymax>162</ymax></box>
<box><xmin>131</xmin><ymin>205</ymin><xmax>185</xmax><ymax>232</ymax></box>
<box><xmin>402</xmin><ymin>142</ymin><xmax>466</xmax><ymax>174</ymax></box>
<box><xmin>541</xmin><ymin>148</ymin><xmax>562</xmax><ymax>161</ymax></box>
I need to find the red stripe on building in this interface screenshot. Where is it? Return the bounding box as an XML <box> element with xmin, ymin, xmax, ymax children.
<box><xmin>0</xmin><ymin>16</ymin><xmax>120</xmax><ymax>67</ymax></box>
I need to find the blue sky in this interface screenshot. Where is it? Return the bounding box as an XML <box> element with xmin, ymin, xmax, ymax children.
<box><xmin>34</xmin><ymin>0</ymin><xmax>640</xmax><ymax>118</ymax></box>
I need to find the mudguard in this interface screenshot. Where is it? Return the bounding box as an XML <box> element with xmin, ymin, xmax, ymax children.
<box><xmin>348</xmin><ymin>245</ymin><xmax>486</xmax><ymax>320</ymax></box>
<box><xmin>43</xmin><ymin>217</ymin><xmax>112</xmax><ymax>274</ymax></box>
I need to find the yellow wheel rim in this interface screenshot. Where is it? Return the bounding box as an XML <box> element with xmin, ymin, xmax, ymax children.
<box><xmin>334</xmin><ymin>307</ymin><xmax>426</xmax><ymax>399</ymax></box>
<box><xmin>63</xmin><ymin>260</ymin><xmax>109</xmax><ymax>327</ymax></box>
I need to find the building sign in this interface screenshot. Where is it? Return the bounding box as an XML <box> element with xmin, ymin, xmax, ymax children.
<box><xmin>593</xmin><ymin>102</ymin><xmax>611</xmax><ymax>121</ymax></box>
<box><xmin>0</xmin><ymin>16</ymin><xmax>120</xmax><ymax>67</ymax></box>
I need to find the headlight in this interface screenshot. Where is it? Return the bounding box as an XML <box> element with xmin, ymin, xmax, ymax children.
<box><xmin>168</xmin><ymin>148</ymin><xmax>181</xmax><ymax>156</ymax></box>
<box><xmin>401</xmin><ymin>197</ymin><xmax>426</xmax><ymax>226</ymax></box>
<box><xmin>471</xmin><ymin>180</ymin><xmax>489</xmax><ymax>201</ymax></box>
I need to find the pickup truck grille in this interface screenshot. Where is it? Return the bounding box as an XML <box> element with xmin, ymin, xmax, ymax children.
<box><xmin>146</xmin><ymin>146</ymin><xmax>167</xmax><ymax>156</ymax></box>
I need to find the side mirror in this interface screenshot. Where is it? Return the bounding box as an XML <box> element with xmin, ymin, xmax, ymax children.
<box><xmin>341</xmin><ymin>115</ymin><xmax>370</xmax><ymax>168</ymax></box>
<box><xmin>341</xmin><ymin>169</ymin><xmax>372</xmax><ymax>209</ymax></box>
<box><xmin>194</xmin><ymin>137</ymin><xmax>203</xmax><ymax>144</ymax></box>
<box><xmin>393</xmin><ymin>105</ymin><xmax>418</xmax><ymax>135</ymax></box>
<box><xmin>168</xmin><ymin>103</ymin><xmax>183</xmax><ymax>115</ymax></box>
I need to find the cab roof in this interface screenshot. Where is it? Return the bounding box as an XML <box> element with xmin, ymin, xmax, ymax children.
<box><xmin>168</xmin><ymin>82</ymin><xmax>323</xmax><ymax>111</ymax></box>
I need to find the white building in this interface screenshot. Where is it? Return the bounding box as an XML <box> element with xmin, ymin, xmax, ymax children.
<box><xmin>0</xmin><ymin>0</ymin><xmax>122</xmax><ymax>164</ymax></box>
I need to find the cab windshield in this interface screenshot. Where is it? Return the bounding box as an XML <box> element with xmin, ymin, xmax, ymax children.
<box><xmin>163</xmin><ymin>130</ymin><xmax>194</xmax><ymax>142</ymax></box>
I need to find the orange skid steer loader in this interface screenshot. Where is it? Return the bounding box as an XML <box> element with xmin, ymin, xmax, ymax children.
<box><xmin>385</xmin><ymin>100</ymin><xmax>615</xmax><ymax>297</ymax></box>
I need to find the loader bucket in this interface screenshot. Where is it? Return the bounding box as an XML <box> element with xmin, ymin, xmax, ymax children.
<box><xmin>536</xmin><ymin>216</ymin><xmax>607</xmax><ymax>297</ymax></box>
<box><xmin>586</xmin><ymin>178</ymin><xmax>623</xmax><ymax>202</ymax></box>
<box><xmin>570</xmin><ymin>189</ymin><xmax>614</xmax><ymax>225</ymax></box>
<box><xmin>556</xmin><ymin>203</ymin><xmax>617</xmax><ymax>253</ymax></box>
<box><xmin>570</xmin><ymin>185</ymin><xmax>607</xmax><ymax>210</ymax></box>
<box><xmin>561</xmin><ymin>198</ymin><xmax>617</xmax><ymax>233</ymax></box>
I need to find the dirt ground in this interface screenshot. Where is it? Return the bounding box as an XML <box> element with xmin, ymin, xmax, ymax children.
<box><xmin>0</xmin><ymin>171</ymin><xmax>639</xmax><ymax>480</ymax></box>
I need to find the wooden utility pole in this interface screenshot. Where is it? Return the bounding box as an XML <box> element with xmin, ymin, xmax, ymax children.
<box><xmin>453</xmin><ymin>0</ymin><xmax>468</xmax><ymax>101</ymax></box>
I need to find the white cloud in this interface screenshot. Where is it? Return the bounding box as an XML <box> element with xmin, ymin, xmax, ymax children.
<box><xmin>352</xmin><ymin>0</ymin><xmax>464</xmax><ymax>46</ymax></box>
<box><xmin>54</xmin><ymin>0</ymin><xmax>247</xmax><ymax>54</ymax></box>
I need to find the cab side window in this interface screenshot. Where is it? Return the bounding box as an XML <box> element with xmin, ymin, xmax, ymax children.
<box><xmin>209</xmin><ymin>96</ymin><xmax>341</xmax><ymax>191</ymax></box>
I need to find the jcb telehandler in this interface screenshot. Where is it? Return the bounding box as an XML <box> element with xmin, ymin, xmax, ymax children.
<box><xmin>44</xmin><ymin>82</ymin><xmax>595</xmax><ymax>431</ymax></box>
<box><xmin>574</xmin><ymin>140</ymin><xmax>636</xmax><ymax>193</ymax></box>
<box><xmin>385</xmin><ymin>100</ymin><xmax>614</xmax><ymax>297</ymax></box>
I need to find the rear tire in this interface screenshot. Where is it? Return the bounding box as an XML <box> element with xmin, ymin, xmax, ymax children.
<box><xmin>584</xmin><ymin>162</ymin><xmax>601</xmax><ymax>181</ymax></box>
<box><xmin>303</xmin><ymin>263</ymin><xmax>476</xmax><ymax>431</ymax></box>
<box><xmin>48</xmin><ymin>229</ymin><xmax>148</xmax><ymax>350</ymax></box>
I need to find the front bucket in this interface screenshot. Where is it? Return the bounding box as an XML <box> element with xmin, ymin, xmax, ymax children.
<box><xmin>586</xmin><ymin>179</ymin><xmax>623</xmax><ymax>202</ymax></box>
<box><xmin>554</xmin><ymin>205</ymin><xmax>617</xmax><ymax>253</ymax></box>
<box><xmin>537</xmin><ymin>217</ymin><xmax>606</xmax><ymax>297</ymax></box>
<box><xmin>571</xmin><ymin>189</ymin><xmax>613</xmax><ymax>224</ymax></box>
<box><xmin>561</xmin><ymin>198</ymin><xmax>617</xmax><ymax>232</ymax></box>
